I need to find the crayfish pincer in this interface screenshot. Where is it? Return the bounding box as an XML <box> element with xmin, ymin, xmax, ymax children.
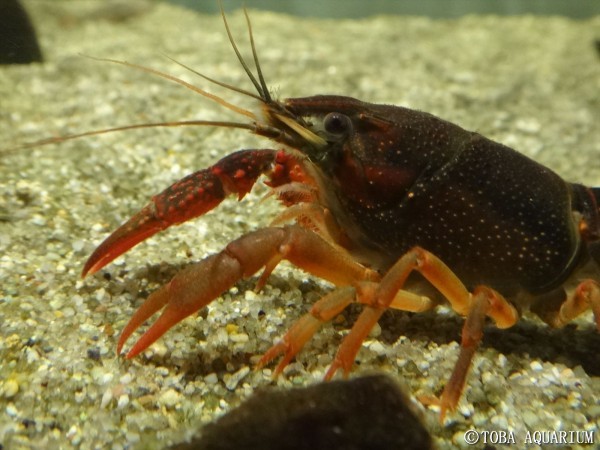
<box><xmin>39</xmin><ymin>8</ymin><xmax>598</xmax><ymax>421</ymax></box>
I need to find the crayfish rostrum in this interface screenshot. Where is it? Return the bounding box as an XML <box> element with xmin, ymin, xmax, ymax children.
<box><xmin>36</xmin><ymin>8</ymin><xmax>599</xmax><ymax>420</ymax></box>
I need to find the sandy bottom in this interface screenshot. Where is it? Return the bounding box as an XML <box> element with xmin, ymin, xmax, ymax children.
<box><xmin>1</xmin><ymin>2</ymin><xmax>598</xmax><ymax>449</ymax></box>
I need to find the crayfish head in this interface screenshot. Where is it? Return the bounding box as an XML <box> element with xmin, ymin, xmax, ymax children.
<box><xmin>277</xmin><ymin>95</ymin><xmax>430</xmax><ymax>207</ymax></box>
<box><xmin>261</xmin><ymin>95</ymin><xmax>395</xmax><ymax>169</ymax></box>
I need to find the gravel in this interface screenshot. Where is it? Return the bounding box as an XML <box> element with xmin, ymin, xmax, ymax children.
<box><xmin>1</xmin><ymin>2</ymin><xmax>598</xmax><ymax>449</ymax></box>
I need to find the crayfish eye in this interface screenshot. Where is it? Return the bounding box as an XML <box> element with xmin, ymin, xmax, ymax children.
<box><xmin>323</xmin><ymin>112</ymin><xmax>352</xmax><ymax>136</ymax></box>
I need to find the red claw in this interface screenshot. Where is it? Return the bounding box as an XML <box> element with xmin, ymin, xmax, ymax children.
<box><xmin>82</xmin><ymin>149</ymin><xmax>277</xmax><ymax>277</ymax></box>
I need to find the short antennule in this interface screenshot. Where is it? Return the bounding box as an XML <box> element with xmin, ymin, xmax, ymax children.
<box><xmin>219</xmin><ymin>2</ymin><xmax>271</xmax><ymax>102</ymax></box>
<box><xmin>243</xmin><ymin>7</ymin><xmax>271</xmax><ymax>102</ymax></box>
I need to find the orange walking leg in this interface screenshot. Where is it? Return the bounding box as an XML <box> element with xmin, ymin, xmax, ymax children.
<box><xmin>438</xmin><ymin>286</ymin><xmax>509</xmax><ymax>420</ymax></box>
<box><xmin>556</xmin><ymin>279</ymin><xmax>600</xmax><ymax>329</ymax></box>
<box><xmin>322</xmin><ymin>247</ymin><xmax>519</xmax><ymax>420</ymax></box>
<box><xmin>257</xmin><ymin>286</ymin><xmax>357</xmax><ymax>374</ymax></box>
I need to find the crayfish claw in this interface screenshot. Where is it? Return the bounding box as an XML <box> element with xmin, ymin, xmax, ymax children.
<box><xmin>82</xmin><ymin>149</ymin><xmax>277</xmax><ymax>278</ymax></box>
<box><xmin>256</xmin><ymin>341</ymin><xmax>287</xmax><ymax>373</ymax></box>
<box><xmin>82</xmin><ymin>203</ymin><xmax>164</xmax><ymax>277</ymax></box>
<box><xmin>117</xmin><ymin>283</ymin><xmax>170</xmax><ymax>356</ymax></box>
<box><xmin>118</xmin><ymin>250</ymin><xmax>244</xmax><ymax>357</ymax></box>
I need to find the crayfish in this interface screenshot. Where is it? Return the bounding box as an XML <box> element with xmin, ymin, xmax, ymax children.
<box><xmin>32</xmin><ymin>7</ymin><xmax>599</xmax><ymax>421</ymax></box>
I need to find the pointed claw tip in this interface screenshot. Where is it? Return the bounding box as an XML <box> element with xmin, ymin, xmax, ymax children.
<box><xmin>81</xmin><ymin>264</ymin><xmax>92</xmax><ymax>278</ymax></box>
<box><xmin>125</xmin><ymin>348</ymin><xmax>139</xmax><ymax>359</ymax></box>
<box><xmin>82</xmin><ymin>259</ymin><xmax>102</xmax><ymax>278</ymax></box>
<box><xmin>254</xmin><ymin>357</ymin><xmax>268</xmax><ymax>372</ymax></box>
<box><xmin>273</xmin><ymin>362</ymin><xmax>287</xmax><ymax>378</ymax></box>
<box><xmin>81</xmin><ymin>268</ymin><xmax>95</xmax><ymax>278</ymax></box>
<box><xmin>323</xmin><ymin>366</ymin><xmax>336</xmax><ymax>381</ymax></box>
<box><xmin>438</xmin><ymin>397</ymin><xmax>456</xmax><ymax>424</ymax></box>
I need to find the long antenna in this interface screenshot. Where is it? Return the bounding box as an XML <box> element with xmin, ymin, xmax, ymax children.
<box><xmin>163</xmin><ymin>54</ymin><xmax>262</xmax><ymax>101</ymax></box>
<box><xmin>4</xmin><ymin>4</ymin><xmax>283</xmax><ymax>155</ymax></box>
<box><xmin>8</xmin><ymin>120</ymin><xmax>257</xmax><ymax>151</ymax></box>
<box><xmin>86</xmin><ymin>56</ymin><xmax>256</xmax><ymax>119</ymax></box>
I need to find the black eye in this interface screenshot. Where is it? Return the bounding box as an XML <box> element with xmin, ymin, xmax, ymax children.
<box><xmin>323</xmin><ymin>112</ymin><xmax>352</xmax><ymax>136</ymax></box>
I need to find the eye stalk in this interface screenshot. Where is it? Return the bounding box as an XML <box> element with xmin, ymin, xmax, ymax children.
<box><xmin>323</xmin><ymin>112</ymin><xmax>352</xmax><ymax>137</ymax></box>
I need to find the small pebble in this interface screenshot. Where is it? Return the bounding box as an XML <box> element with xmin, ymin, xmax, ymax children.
<box><xmin>120</xmin><ymin>373</ymin><xmax>133</xmax><ymax>384</ymax></box>
<box><xmin>529</xmin><ymin>360</ymin><xmax>543</xmax><ymax>371</ymax></box>
<box><xmin>159</xmin><ymin>389</ymin><xmax>182</xmax><ymax>408</ymax></box>
<box><xmin>3</xmin><ymin>379</ymin><xmax>19</xmax><ymax>398</ymax></box>
<box><xmin>225</xmin><ymin>367</ymin><xmax>250</xmax><ymax>391</ymax></box>
<box><xmin>117</xmin><ymin>394</ymin><xmax>130</xmax><ymax>409</ymax></box>
<box><xmin>204</xmin><ymin>373</ymin><xmax>219</xmax><ymax>385</ymax></box>
<box><xmin>369</xmin><ymin>323</ymin><xmax>382</xmax><ymax>338</ymax></box>
<box><xmin>101</xmin><ymin>390</ymin><xmax>113</xmax><ymax>408</ymax></box>
<box><xmin>230</xmin><ymin>332</ymin><xmax>249</xmax><ymax>343</ymax></box>
<box><xmin>367</xmin><ymin>340</ymin><xmax>385</xmax><ymax>355</ymax></box>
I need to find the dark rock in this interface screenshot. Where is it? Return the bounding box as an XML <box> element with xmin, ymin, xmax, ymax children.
<box><xmin>169</xmin><ymin>374</ymin><xmax>433</xmax><ymax>450</ymax></box>
<box><xmin>0</xmin><ymin>0</ymin><xmax>43</xmax><ymax>64</ymax></box>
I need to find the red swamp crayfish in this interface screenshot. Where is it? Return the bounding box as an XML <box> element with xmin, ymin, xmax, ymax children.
<box><xmin>28</xmin><ymin>8</ymin><xmax>600</xmax><ymax>420</ymax></box>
